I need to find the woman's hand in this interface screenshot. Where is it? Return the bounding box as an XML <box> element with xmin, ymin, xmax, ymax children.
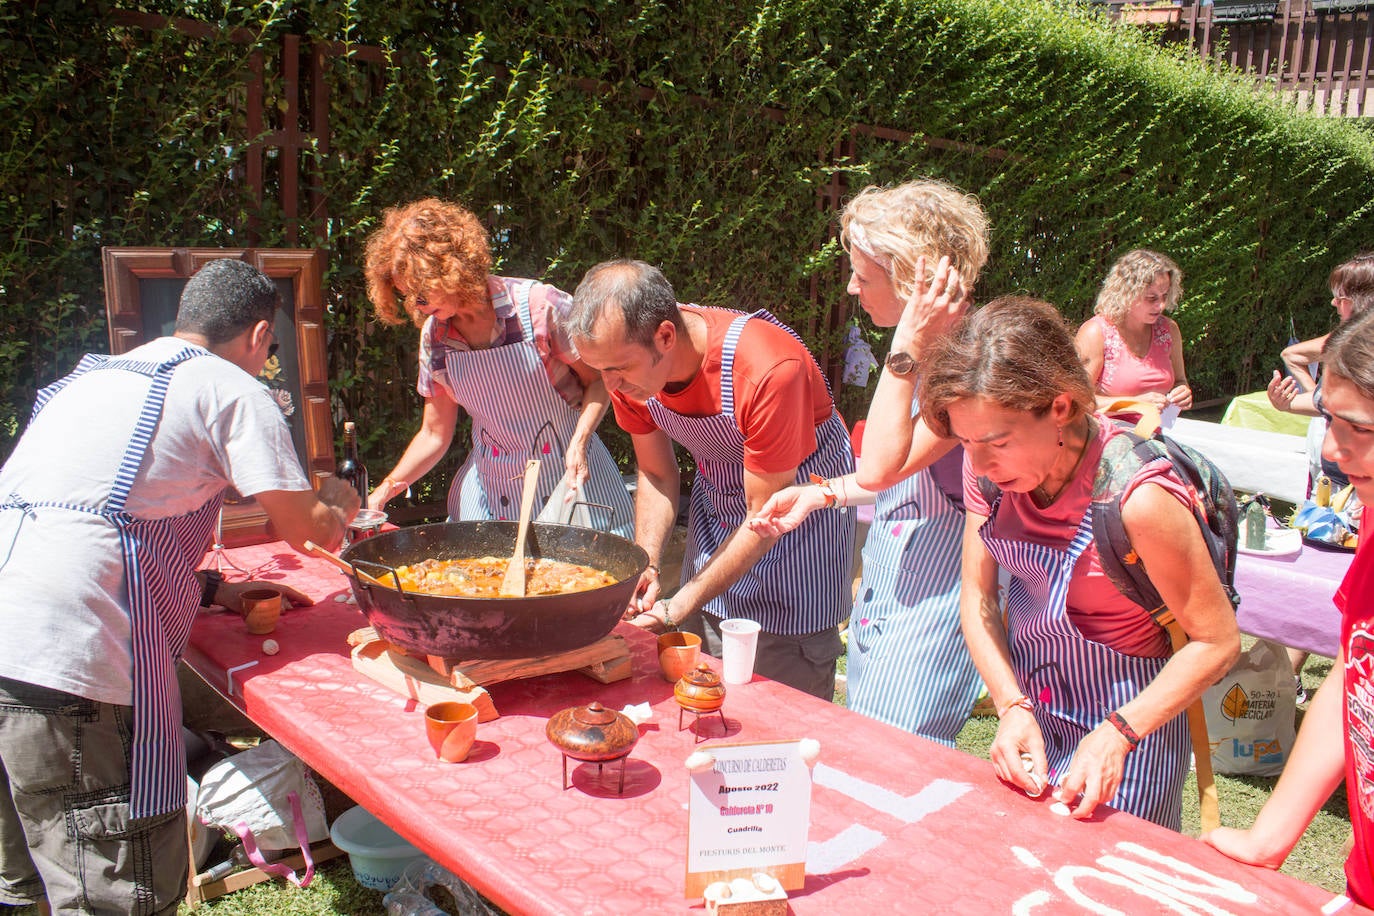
<box><xmin>1268</xmin><ymin>370</ymin><xmax>1299</xmax><ymax>412</ymax></box>
<box><xmin>1052</xmin><ymin>722</ymin><xmax>1133</xmax><ymax>820</ymax></box>
<box><xmin>747</xmin><ymin>485</ymin><xmax>826</xmax><ymax>537</ymax></box>
<box><xmin>1166</xmin><ymin>384</ymin><xmax>1193</xmax><ymax>410</ymax></box>
<box><xmin>989</xmin><ymin>707</ymin><xmax>1048</xmax><ymax>799</ymax></box>
<box><xmin>890</xmin><ymin>255</ymin><xmax>970</xmax><ymax>358</ymax></box>
<box><xmin>1199</xmin><ymin>827</ymin><xmax>1287</xmax><ymax>870</ymax></box>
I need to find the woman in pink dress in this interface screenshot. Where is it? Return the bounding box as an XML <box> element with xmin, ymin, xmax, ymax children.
<box><xmin>1075</xmin><ymin>249</ymin><xmax>1192</xmax><ymax>413</ymax></box>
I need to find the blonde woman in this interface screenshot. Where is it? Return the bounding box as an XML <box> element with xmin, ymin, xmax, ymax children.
<box><xmin>363</xmin><ymin>198</ymin><xmax>633</xmax><ymax>537</ymax></box>
<box><xmin>1076</xmin><ymin>249</ymin><xmax>1192</xmax><ymax>412</ymax></box>
<box><xmin>750</xmin><ymin>179</ymin><xmax>989</xmax><ymax>742</ymax></box>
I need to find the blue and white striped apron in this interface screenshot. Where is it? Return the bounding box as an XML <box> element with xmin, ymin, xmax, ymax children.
<box><xmin>443</xmin><ymin>280</ymin><xmax>634</xmax><ymax>538</ymax></box>
<box><xmin>3</xmin><ymin>348</ymin><xmax>221</xmax><ymax>819</ymax></box>
<box><xmin>980</xmin><ymin>498</ymin><xmax>1189</xmax><ymax>829</ymax></box>
<box><xmin>645</xmin><ymin>309</ymin><xmax>854</xmax><ymax>634</ymax></box>
<box><xmin>847</xmin><ymin>454</ymin><xmax>982</xmax><ymax>745</ymax></box>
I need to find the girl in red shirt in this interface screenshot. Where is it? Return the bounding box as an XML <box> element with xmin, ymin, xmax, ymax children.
<box><xmin>1203</xmin><ymin>307</ymin><xmax>1374</xmax><ymax>905</ymax></box>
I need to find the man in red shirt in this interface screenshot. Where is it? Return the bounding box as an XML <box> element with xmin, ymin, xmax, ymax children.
<box><xmin>564</xmin><ymin>259</ymin><xmax>856</xmax><ymax>699</ymax></box>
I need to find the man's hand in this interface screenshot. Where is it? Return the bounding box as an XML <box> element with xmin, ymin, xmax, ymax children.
<box><xmin>317</xmin><ymin>474</ymin><xmax>362</xmax><ymax>526</ymax></box>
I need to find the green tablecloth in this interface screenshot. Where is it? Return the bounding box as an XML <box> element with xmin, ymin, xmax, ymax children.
<box><xmin>1221</xmin><ymin>390</ymin><xmax>1313</xmax><ymax>437</ymax></box>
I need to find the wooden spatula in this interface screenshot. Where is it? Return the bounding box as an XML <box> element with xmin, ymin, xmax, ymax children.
<box><xmin>500</xmin><ymin>459</ymin><xmax>542</xmax><ymax>597</ymax></box>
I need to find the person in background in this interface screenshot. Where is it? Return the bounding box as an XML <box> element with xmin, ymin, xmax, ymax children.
<box><xmin>921</xmin><ymin>296</ymin><xmax>1238</xmax><ymax>829</ymax></box>
<box><xmin>1203</xmin><ymin>307</ymin><xmax>1374</xmax><ymax>908</ymax></box>
<box><xmin>1265</xmin><ymin>252</ymin><xmax>1374</xmax><ymax>699</ymax></box>
<box><xmin>0</xmin><ymin>259</ymin><xmax>359</xmax><ymax>914</ymax></box>
<box><xmin>362</xmin><ymin>199</ymin><xmax>633</xmax><ymax>538</ymax></box>
<box><xmin>1075</xmin><ymin>249</ymin><xmax>1192</xmax><ymax>415</ymax></box>
<box><xmin>748</xmin><ymin>179</ymin><xmax>989</xmax><ymax>743</ymax></box>
<box><xmin>564</xmin><ymin>259</ymin><xmax>855</xmax><ymax>700</ymax></box>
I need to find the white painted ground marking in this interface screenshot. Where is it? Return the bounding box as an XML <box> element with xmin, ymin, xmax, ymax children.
<box><xmin>1321</xmin><ymin>895</ymin><xmax>1353</xmax><ymax>915</ymax></box>
<box><xmin>805</xmin><ymin>823</ymin><xmax>886</xmax><ymax>873</ymax></box>
<box><xmin>812</xmin><ymin>763</ymin><xmax>972</xmax><ymax>823</ymax></box>
<box><xmin>1012</xmin><ymin>890</ymin><xmax>1054</xmax><ymax>915</ymax></box>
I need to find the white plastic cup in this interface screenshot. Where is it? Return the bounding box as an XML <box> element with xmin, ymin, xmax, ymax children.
<box><xmin>719</xmin><ymin>618</ymin><xmax>762</xmax><ymax>685</ymax></box>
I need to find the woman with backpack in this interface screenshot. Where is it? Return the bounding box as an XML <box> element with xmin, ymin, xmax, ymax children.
<box><xmin>1203</xmin><ymin>307</ymin><xmax>1374</xmax><ymax>906</ymax></box>
<box><xmin>917</xmin><ymin>296</ymin><xmax>1240</xmax><ymax>830</ymax></box>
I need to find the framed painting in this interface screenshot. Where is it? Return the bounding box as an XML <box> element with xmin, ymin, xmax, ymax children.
<box><xmin>102</xmin><ymin>247</ymin><xmax>334</xmax><ymax>546</ymax></box>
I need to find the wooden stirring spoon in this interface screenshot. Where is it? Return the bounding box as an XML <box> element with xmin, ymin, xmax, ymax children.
<box><xmin>500</xmin><ymin>459</ymin><xmax>542</xmax><ymax>597</ymax></box>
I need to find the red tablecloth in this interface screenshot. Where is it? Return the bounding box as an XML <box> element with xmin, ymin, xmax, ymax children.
<box><xmin>186</xmin><ymin>542</ymin><xmax>1359</xmax><ymax>915</ymax></box>
<box><xmin>1234</xmin><ymin>540</ymin><xmax>1353</xmax><ymax>658</ymax></box>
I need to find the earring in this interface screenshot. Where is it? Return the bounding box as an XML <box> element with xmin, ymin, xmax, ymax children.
<box><xmin>1057</xmin><ymin>426</ymin><xmax>1064</xmax><ymax>447</ymax></box>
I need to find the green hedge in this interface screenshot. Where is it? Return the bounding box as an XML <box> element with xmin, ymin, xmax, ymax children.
<box><xmin>3</xmin><ymin>0</ymin><xmax>1372</xmax><ymax>493</ymax></box>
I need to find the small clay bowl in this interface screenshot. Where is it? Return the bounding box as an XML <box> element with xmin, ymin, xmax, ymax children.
<box><xmin>657</xmin><ymin>631</ymin><xmax>702</xmax><ymax>683</ymax></box>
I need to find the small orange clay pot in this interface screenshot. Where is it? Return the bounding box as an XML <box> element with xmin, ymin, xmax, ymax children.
<box><xmin>239</xmin><ymin>588</ymin><xmax>283</xmax><ymax>635</ymax></box>
<box><xmin>657</xmin><ymin>631</ymin><xmax>702</xmax><ymax>683</ymax></box>
<box><xmin>674</xmin><ymin>663</ymin><xmax>726</xmax><ymax>713</ymax></box>
<box><xmin>425</xmin><ymin>701</ymin><xmax>479</xmax><ymax>763</ymax></box>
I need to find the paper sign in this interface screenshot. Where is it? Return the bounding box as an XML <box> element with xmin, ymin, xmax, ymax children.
<box><xmin>684</xmin><ymin>739</ymin><xmax>811</xmax><ymax>898</ymax></box>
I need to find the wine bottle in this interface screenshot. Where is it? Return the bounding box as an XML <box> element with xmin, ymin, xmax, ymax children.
<box><xmin>338</xmin><ymin>421</ymin><xmax>369</xmax><ymax>504</ymax></box>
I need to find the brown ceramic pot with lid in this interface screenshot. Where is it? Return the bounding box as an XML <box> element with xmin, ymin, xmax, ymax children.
<box><xmin>545</xmin><ymin>701</ymin><xmax>639</xmax><ymax>763</ymax></box>
<box><xmin>674</xmin><ymin>663</ymin><xmax>727</xmax><ymax>712</ymax></box>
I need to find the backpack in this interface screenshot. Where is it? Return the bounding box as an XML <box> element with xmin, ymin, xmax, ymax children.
<box><xmin>1089</xmin><ymin>430</ymin><xmax>1241</xmax><ymax>624</ymax></box>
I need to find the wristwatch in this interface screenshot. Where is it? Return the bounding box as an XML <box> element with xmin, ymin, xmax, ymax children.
<box><xmin>200</xmin><ymin>569</ymin><xmax>224</xmax><ymax>608</ymax></box>
<box><xmin>885</xmin><ymin>351</ymin><xmax>918</xmax><ymax>377</ymax></box>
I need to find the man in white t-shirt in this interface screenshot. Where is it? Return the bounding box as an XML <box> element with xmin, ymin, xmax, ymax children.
<box><xmin>0</xmin><ymin>259</ymin><xmax>359</xmax><ymax>915</ymax></box>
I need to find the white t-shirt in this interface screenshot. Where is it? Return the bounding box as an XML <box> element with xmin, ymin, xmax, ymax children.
<box><xmin>0</xmin><ymin>337</ymin><xmax>310</xmax><ymax>705</ymax></box>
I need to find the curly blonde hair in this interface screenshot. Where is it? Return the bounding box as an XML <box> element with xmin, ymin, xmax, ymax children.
<box><xmin>920</xmin><ymin>296</ymin><xmax>1096</xmax><ymax>439</ymax></box>
<box><xmin>364</xmin><ymin>199</ymin><xmax>493</xmax><ymax>327</ymax></box>
<box><xmin>840</xmin><ymin>179</ymin><xmax>990</xmax><ymax>299</ymax></box>
<box><xmin>1093</xmin><ymin>249</ymin><xmax>1183</xmax><ymax>325</ymax></box>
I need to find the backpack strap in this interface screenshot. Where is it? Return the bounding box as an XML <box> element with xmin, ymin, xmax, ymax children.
<box><xmin>1091</xmin><ymin>428</ymin><xmax>1236</xmax><ymax>834</ymax></box>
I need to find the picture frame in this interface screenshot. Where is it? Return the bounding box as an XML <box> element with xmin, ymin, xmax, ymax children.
<box><xmin>102</xmin><ymin>247</ymin><xmax>334</xmax><ymax>546</ymax></box>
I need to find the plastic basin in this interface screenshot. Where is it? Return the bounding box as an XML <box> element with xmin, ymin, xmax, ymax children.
<box><xmin>329</xmin><ymin>805</ymin><xmax>426</xmax><ymax>891</ymax></box>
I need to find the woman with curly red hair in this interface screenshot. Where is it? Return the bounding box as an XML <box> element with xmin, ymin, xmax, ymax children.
<box><xmin>363</xmin><ymin>199</ymin><xmax>633</xmax><ymax>536</ymax></box>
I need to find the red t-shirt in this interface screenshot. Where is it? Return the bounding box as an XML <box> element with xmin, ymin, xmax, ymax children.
<box><xmin>609</xmin><ymin>307</ymin><xmax>836</xmax><ymax>475</ymax></box>
<box><xmin>964</xmin><ymin>419</ymin><xmax>1192</xmax><ymax>658</ymax></box>
<box><xmin>1336</xmin><ymin>537</ymin><xmax>1374</xmax><ymax>906</ymax></box>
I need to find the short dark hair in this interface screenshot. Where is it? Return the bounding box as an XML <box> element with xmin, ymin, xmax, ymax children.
<box><xmin>175</xmin><ymin>259</ymin><xmax>279</xmax><ymax>344</ymax></box>
<box><xmin>1324</xmin><ymin>306</ymin><xmax>1374</xmax><ymax>402</ymax></box>
<box><xmin>566</xmin><ymin>259</ymin><xmax>684</xmax><ymax>347</ymax></box>
<box><xmin>1330</xmin><ymin>252</ymin><xmax>1374</xmax><ymax>316</ymax></box>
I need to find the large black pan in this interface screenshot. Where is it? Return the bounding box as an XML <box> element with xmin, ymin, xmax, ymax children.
<box><xmin>340</xmin><ymin>521</ymin><xmax>648</xmax><ymax>659</ymax></box>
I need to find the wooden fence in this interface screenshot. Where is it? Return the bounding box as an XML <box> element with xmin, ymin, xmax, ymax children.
<box><xmin>1110</xmin><ymin>2</ymin><xmax>1374</xmax><ymax>117</ymax></box>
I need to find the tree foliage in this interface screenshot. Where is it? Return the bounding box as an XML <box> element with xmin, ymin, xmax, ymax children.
<box><xmin>3</xmin><ymin>0</ymin><xmax>1371</xmax><ymax>483</ymax></box>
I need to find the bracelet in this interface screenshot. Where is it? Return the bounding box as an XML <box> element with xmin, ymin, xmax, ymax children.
<box><xmin>381</xmin><ymin>476</ymin><xmax>407</xmax><ymax>495</ymax></box>
<box><xmin>646</xmin><ymin>563</ymin><xmax>660</xmax><ymax>577</ymax></box>
<box><xmin>996</xmin><ymin>694</ymin><xmax>1034</xmax><ymax>718</ymax></box>
<box><xmin>1106</xmin><ymin>710</ymin><xmax>1141</xmax><ymax>751</ymax></box>
<box><xmin>808</xmin><ymin>474</ymin><xmax>838</xmax><ymax>509</ymax></box>
<box><xmin>655</xmin><ymin>600</ymin><xmax>675</xmax><ymax>629</ymax></box>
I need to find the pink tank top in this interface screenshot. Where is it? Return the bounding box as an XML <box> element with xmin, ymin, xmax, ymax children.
<box><xmin>1088</xmin><ymin>314</ymin><xmax>1174</xmax><ymax>397</ymax></box>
